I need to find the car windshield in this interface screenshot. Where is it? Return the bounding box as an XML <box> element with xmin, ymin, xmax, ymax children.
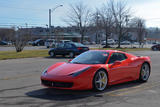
<box><xmin>70</xmin><ymin>51</ymin><xmax>109</xmax><ymax>64</ymax></box>
<box><xmin>35</xmin><ymin>39</ymin><xmax>42</xmax><ymax>42</ymax></box>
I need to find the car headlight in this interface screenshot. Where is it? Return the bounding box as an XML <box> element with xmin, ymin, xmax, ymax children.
<box><xmin>69</xmin><ymin>67</ymin><xmax>91</xmax><ymax>77</ymax></box>
<box><xmin>42</xmin><ymin>69</ymin><xmax>48</xmax><ymax>76</ymax></box>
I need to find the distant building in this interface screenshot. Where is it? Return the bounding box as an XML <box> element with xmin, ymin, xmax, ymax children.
<box><xmin>0</xmin><ymin>28</ymin><xmax>15</xmax><ymax>41</ymax></box>
<box><xmin>19</xmin><ymin>27</ymin><xmax>89</xmax><ymax>42</ymax></box>
<box><xmin>146</xmin><ymin>29</ymin><xmax>160</xmax><ymax>43</ymax></box>
<box><xmin>54</xmin><ymin>32</ymin><xmax>89</xmax><ymax>42</ymax></box>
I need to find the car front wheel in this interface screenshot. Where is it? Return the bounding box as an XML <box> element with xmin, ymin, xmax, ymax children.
<box><xmin>93</xmin><ymin>70</ymin><xmax>108</xmax><ymax>91</ymax></box>
<box><xmin>139</xmin><ymin>63</ymin><xmax>150</xmax><ymax>82</ymax></box>
<box><xmin>50</xmin><ymin>51</ymin><xmax>55</xmax><ymax>57</ymax></box>
<box><xmin>153</xmin><ymin>47</ymin><xmax>157</xmax><ymax>51</ymax></box>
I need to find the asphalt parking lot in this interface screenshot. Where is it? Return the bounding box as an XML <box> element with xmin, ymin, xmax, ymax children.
<box><xmin>0</xmin><ymin>51</ymin><xmax>160</xmax><ymax>107</ymax></box>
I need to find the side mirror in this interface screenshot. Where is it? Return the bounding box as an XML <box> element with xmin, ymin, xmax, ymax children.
<box><xmin>68</xmin><ymin>59</ymin><xmax>72</xmax><ymax>63</ymax></box>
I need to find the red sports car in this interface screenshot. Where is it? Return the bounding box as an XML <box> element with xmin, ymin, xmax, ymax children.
<box><xmin>41</xmin><ymin>50</ymin><xmax>151</xmax><ymax>91</ymax></box>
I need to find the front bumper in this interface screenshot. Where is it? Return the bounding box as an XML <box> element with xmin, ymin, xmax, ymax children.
<box><xmin>41</xmin><ymin>79</ymin><xmax>73</xmax><ymax>88</ymax></box>
<box><xmin>41</xmin><ymin>74</ymin><xmax>92</xmax><ymax>90</ymax></box>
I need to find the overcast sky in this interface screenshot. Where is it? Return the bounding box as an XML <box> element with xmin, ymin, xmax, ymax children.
<box><xmin>0</xmin><ymin>0</ymin><xmax>160</xmax><ymax>28</ymax></box>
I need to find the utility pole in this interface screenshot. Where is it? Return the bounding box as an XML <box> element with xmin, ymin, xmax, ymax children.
<box><xmin>48</xmin><ymin>5</ymin><xmax>63</xmax><ymax>39</ymax></box>
<box><xmin>49</xmin><ymin>9</ymin><xmax>51</xmax><ymax>38</ymax></box>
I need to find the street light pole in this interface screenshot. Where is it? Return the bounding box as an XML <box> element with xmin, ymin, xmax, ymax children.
<box><xmin>49</xmin><ymin>9</ymin><xmax>51</xmax><ymax>30</ymax></box>
<box><xmin>49</xmin><ymin>5</ymin><xmax>63</xmax><ymax>39</ymax></box>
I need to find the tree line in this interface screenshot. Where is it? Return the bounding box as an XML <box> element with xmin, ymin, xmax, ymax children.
<box><xmin>0</xmin><ymin>0</ymin><xmax>146</xmax><ymax>52</ymax></box>
<box><xmin>65</xmin><ymin>0</ymin><xmax>146</xmax><ymax>48</ymax></box>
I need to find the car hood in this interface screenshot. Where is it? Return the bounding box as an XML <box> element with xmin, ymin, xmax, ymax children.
<box><xmin>47</xmin><ymin>63</ymin><xmax>91</xmax><ymax>76</ymax></box>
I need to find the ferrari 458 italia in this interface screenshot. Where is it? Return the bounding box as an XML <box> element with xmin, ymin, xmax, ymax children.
<box><xmin>41</xmin><ymin>50</ymin><xmax>151</xmax><ymax>91</ymax></box>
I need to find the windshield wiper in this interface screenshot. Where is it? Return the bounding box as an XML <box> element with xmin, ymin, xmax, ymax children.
<box><xmin>72</xmin><ymin>62</ymin><xmax>83</xmax><ymax>64</ymax></box>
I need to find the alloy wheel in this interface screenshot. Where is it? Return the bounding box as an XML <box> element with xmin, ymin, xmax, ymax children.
<box><xmin>140</xmin><ymin>63</ymin><xmax>150</xmax><ymax>81</ymax></box>
<box><xmin>50</xmin><ymin>52</ymin><xmax>55</xmax><ymax>57</ymax></box>
<box><xmin>94</xmin><ymin>70</ymin><xmax>108</xmax><ymax>91</ymax></box>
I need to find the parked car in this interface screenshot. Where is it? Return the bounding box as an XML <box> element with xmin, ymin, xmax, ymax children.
<box><xmin>45</xmin><ymin>39</ymin><xmax>55</xmax><ymax>48</ymax></box>
<box><xmin>41</xmin><ymin>50</ymin><xmax>151</xmax><ymax>91</ymax></box>
<box><xmin>151</xmin><ymin>44</ymin><xmax>160</xmax><ymax>51</ymax></box>
<box><xmin>7</xmin><ymin>41</ymin><xmax>12</xmax><ymax>45</ymax></box>
<box><xmin>121</xmin><ymin>41</ymin><xmax>131</xmax><ymax>45</ymax></box>
<box><xmin>32</xmin><ymin>39</ymin><xmax>45</xmax><ymax>46</ymax></box>
<box><xmin>0</xmin><ymin>41</ymin><xmax>8</xmax><ymax>45</ymax></box>
<box><xmin>48</xmin><ymin>42</ymin><xmax>89</xmax><ymax>58</ymax></box>
<box><xmin>133</xmin><ymin>42</ymin><xmax>139</xmax><ymax>45</ymax></box>
<box><xmin>27</xmin><ymin>41</ymin><xmax>34</xmax><ymax>45</ymax></box>
<box><xmin>152</xmin><ymin>42</ymin><xmax>157</xmax><ymax>45</ymax></box>
<box><xmin>101</xmin><ymin>39</ymin><xmax>115</xmax><ymax>45</ymax></box>
<box><xmin>83</xmin><ymin>40</ymin><xmax>90</xmax><ymax>45</ymax></box>
<box><xmin>59</xmin><ymin>40</ymin><xmax>71</xmax><ymax>43</ymax></box>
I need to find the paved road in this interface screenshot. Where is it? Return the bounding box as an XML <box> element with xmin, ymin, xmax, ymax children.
<box><xmin>0</xmin><ymin>44</ymin><xmax>153</xmax><ymax>51</ymax></box>
<box><xmin>0</xmin><ymin>51</ymin><xmax>160</xmax><ymax>107</ymax></box>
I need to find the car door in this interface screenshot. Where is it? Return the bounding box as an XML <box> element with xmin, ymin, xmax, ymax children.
<box><xmin>64</xmin><ymin>43</ymin><xmax>74</xmax><ymax>55</ymax></box>
<box><xmin>55</xmin><ymin>43</ymin><xmax>65</xmax><ymax>55</ymax></box>
<box><xmin>108</xmin><ymin>52</ymin><xmax>129</xmax><ymax>83</ymax></box>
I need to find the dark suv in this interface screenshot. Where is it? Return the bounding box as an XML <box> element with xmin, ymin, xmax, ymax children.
<box><xmin>0</xmin><ymin>41</ymin><xmax>8</xmax><ymax>45</ymax></box>
<box><xmin>48</xmin><ymin>42</ymin><xmax>89</xmax><ymax>58</ymax></box>
<box><xmin>151</xmin><ymin>44</ymin><xmax>160</xmax><ymax>51</ymax></box>
<box><xmin>32</xmin><ymin>39</ymin><xmax>45</xmax><ymax>46</ymax></box>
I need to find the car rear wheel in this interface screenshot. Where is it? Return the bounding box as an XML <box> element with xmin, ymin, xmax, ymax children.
<box><xmin>69</xmin><ymin>52</ymin><xmax>74</xmax><ymax>58</ymax></box>
<box><xmin>62</xmin><ymin>54</ymin><xmax>65</xmax><ymax>57</ymax></box>
<box><xmin>153</xmin><ymin>47</ymin><xmax>157</xmax><ymax>51</ymax></box>
<box><xmin>50</xmin><ymin>51</ymin><xmax>55</xmax><ymax>57</ymax></box>
<box><xmin>139</xmin><ymin>63</ymin><xmax>150</xmax><ymax>82</ymax></box>
<box><xmin>93</xmin><ymin>70</ymin><xmax>108</xmax><ymax>91</ymax></box>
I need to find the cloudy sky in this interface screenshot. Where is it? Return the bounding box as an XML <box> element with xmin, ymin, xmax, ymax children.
<box><xmin>0</xmin><ymin>0</ymin><xmax>160</xmax><ymax>28</ymax></box>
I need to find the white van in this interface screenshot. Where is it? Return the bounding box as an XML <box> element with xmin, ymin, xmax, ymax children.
<box><xmin>45</xmin><ymin>39</ymin><xmax>55</xmax><ymax>48</ymax></box>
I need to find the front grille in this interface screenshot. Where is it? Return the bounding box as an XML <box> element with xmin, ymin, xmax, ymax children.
<box><xmin>41</xmin><ymin>79</ymin><xmax>73</xmax><ymax>88</ymax></box>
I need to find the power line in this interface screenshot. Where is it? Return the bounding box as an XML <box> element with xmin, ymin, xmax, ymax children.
<box><xmin>0</xmin><ymin>23</ymin><xmax>47</xmax><ymax>28</ymax></box>
<box><xmin>0</xmin><ymin>5</ymin><xmax>48</xmax><ymax>11</ymax></box>
<box><xmin>145</xmin><ymin>18</ymin><xmax>160</xmax><ymax>20</ymax></box>
<box><xmin>0</xmin><ymin>17</ymin><xmax>44</xmax><ymax>21</ymax></box>
<box><xmin>0</xmin><ymin>23</ymin><xmax>46</xmax><ymax>25</ymax></box>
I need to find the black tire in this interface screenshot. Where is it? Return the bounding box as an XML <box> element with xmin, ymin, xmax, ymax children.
<box><xmin>93</xmin><ymin>70</ymin><xmax>108</xmax><ymax>91</ymax></box>
<box><xmin>62</xmin><ymin>54</ymin><xmax>66</xmax><ymax>57</ymax></box>
<box><xmin>50</xmin><ymin>51</ymin><xmax>55</xmax><ymax>58</ymax></box>
<box><xmin>139</xmin><ymin>63</ymin><xmax>150</xmax><ymax>82</ymax></box>
<box><xmin>153</xmin><ymin>47</ymin><xmax>157</xmax><ymax>51</ymax></box>
<box><xmin>69</xmin><ymin>52</ymin><xmax>75</xmax><ymax>58</ymax></box>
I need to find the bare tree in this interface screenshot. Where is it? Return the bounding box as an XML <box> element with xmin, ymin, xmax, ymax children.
<box><xmin>90</xmin><ymin>9</ymin><xmax>101</xmax><ymax>44</ymax></box>
<box><xmin>64</xmin><ymin>2</ymin><xmax>90</xmax><ymax>43</ymax></box>
<box><xmin>131</xmin><ymin>17</ymin><xmax>146</xmax><ymax>48</ymax></box>
<box><xmin>99</xmin><ymin>3</ymin><xmax>114</xmax><ymax>48</ymax></box>
<box><xmin>12</xmin><ymin>27</ymin><xmax>30</xmax><ymax>52</ymax></box>
<box><xmin>110</xmin><ymin>0</ymin><xmax>131</xmax><ymax>48</ymax></box>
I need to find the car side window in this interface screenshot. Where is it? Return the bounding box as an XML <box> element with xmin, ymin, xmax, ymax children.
<box><xmin>57</xmin><ymin>43</ymin><xmax>64</xmax><ymax>48</ymax></box>
<box><xmin>108</xmin><ymin>53</ymin><xmax>118</xmax><ymax>64</ymax></box>
<box><xmin>119</xmin><ymin>53</ymin><xmax>127</xmax><ymax>61</ymax></box>
<box><xmin>64</xmin><ymin>43</ymin><xmax>73</xmax><ymax>48</ymax></box>
<box><xmin>108</xmin><ymin>53</ymin><xmax>127</xmax><ymax>64</ymax></box>
<box><xmin>118</xmin><ymin>53</ymin><xmax>127</xmax><ymax>61</ymax></box>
